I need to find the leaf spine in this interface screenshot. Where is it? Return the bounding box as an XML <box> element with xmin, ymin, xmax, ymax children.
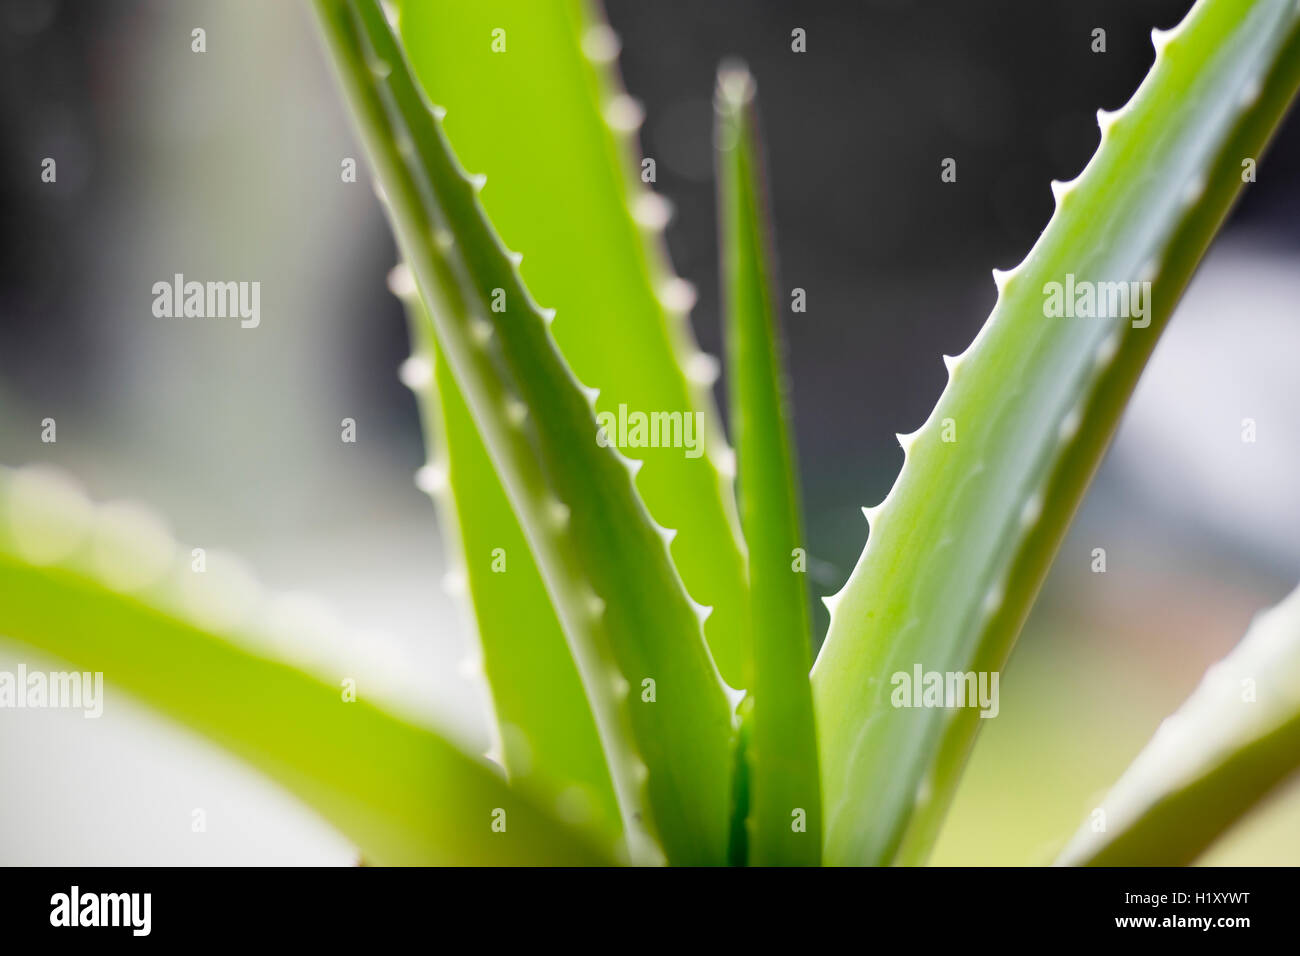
<box><xmin>604</xmin><ymin>94</ymin><xmax>645</xmax><ymax>132</ymax></box>
<box><xmin>397</xmin><ymin>355</ymin><xmax>433</xmax><ymax>390</ymax></box>
<box><xmin>582</xmin><ymin>24</ymin><xmax>621</xmax><ymax>64</ymax></box>
<box><xmin>658</xmin><ymin>277</ymin><xmax>697</xmax><ymax>312</ymax></box>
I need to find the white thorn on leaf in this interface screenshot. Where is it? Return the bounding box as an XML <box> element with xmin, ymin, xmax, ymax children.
<box><xmin>714</xmin><ymin>445</ymin><xmax>736</xmax><ymax>478</ymax></box>
<box><xmin>1150</xmin><ymin>27</ymin><xmax>1173</xmax><ymax>55</ymax></box>
<box><xmin>623</xmin><ymin>456</ymin><xmax>644</xmax><ymax>478</ymax></box>
<box><xmin>1020</xmin><ymin>493</ymin><xmax>1043</xmax><ymax>528</ymax></box>
<box><xmin>1058</xmin><ymin>406</ymin><xmax>1082</xmax><ymax>442</ymax></box>
<box><xmin>982</xmin><ymin>584</ymin><xmax>1004</xmax><ymax>617</ymax></box>
<box><xmin>690</xmin><ymin>600</ymin><xmax>713</xmax><ymax>625</ymax></box>
<box><xmin>942</xmin><ymin>353</ymin><xmax>960</xmax><ymax>376</ymax></box>
<box><xmin>414</xmin><ymin>464</ymin><xmax>446</xmax><ymax>494</ymax></box>
<box><xmin>398</xmin><ymin>355</ymin><xmax>433</xmax><ymax>390</ymax></box>
<box><xmin>539</xmin><ymin>307</ymin><xmax>556</xmax><ymax>324</ymax></box>
<box><xmin>658</xmin><ymin>277</ymin><xmax>697</xmax><ymax>312</ymax></box>
<box><xmin>633</xmin><ymin>193</ymin><xmax>673</xmax><ymax>229</ymax></box>
<box><xmin>717</xmin><ymin>62</ymin><xmax>757</xmax><ymax>107</ymax></box>
<box><xmin>468</xmin><ymin>173</ymin><xmax>487</xmax><ymax>192</ymax></box>
<box><xmin>604</xmin><ymin>94</ymin><xmax>645</xmax><ymax>132</ymax></box>
<box><xmin>582</xmin><ymin>24</ymin><xmax>621</xmax><ymax>63</ymax></box>
<box><xmin>1094</xmin><ymin>330</ymin><xmax>1121</xmax><ymax>367</ymax></box>
<box><xmin>505</xmin><ymin>398</ymin><xmax>528</xmax><ymax>426</ymax></box>
<box><xmin>1097</xmin><ymin>108</ymin><xmax>1119</xmax><ymax>135</ymax></box>
<box><xmin>434</xmin><ymin>229</ymin><xmax>454</xmax><ymax>251</ymax></box>
<box><xmin>430</xmin><ymin>104</ymin><xmax>447</xmax><ymax>121</ymax></box>
<box><xmin>721</xmin><ymin>682</ymin><xmax>746</xmax><ymax>712</ymax></box>
<box><xmin>507</xmin><ymin>250</ymin><xmax>523</xmax><ymax>266</ymax></box>
<box><xmin>586</xmin><ymin>592</ymin><xmax>606</xmax><ymax>618</ymax></box>
<box><xmin>992</xmin><ymin>267</ymin><xmax>1013</xmax><ymax>294</ymax></box>
<box><xmin>470</xmin><ymin>317</ymin><xmax>494</xmax><ymax>345</ymax></box>
<box><xmin>89</xmin><ymin>499</ymin><xmax>176</xmax><ymax>594</ymax></box>
<box><xmin>686</xmin><ymin>352</ymin><xmax>721</xmax><ymax>386</ymax></box>
<box><xmin>548</xmin><ymin>500</ymin><xmax>571</xmax><ymax>529</ymax></box>
<box><xmin>386</xmin><ymin>263</ymin><xmax>416</xmax><ymax>299</ymax></box>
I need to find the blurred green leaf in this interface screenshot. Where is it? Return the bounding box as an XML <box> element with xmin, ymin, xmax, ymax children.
<box><xmin>1058</xmin><ymin>582</ymin><xmax>1300</xmax><ymax>866</ymax></box>
<box><xmin>0</xmin><ymin>466</ymin><xmax>608</xmax><ymax>865</ymax></box>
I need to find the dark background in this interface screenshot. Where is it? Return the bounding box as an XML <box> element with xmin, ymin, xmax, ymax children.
<box><xmin>4</xmin><ymin>0</ymin><xmax>1296</xmax><ymax>585</ymax></box>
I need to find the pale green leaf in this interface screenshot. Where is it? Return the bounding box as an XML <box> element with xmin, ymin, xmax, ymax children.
<box><xmin>1057</xmin><ymin>581</ymin><xmax>1300</xmax><ymax>866</ymax></box>
<box><xmin>812</xmin><ymin>0</ymin><xmax>1300</xmax><ymax>865</ymax></box>
<box><xmin>0</xmin><ymin>465</ymin><xmax>609</xmax><ymax>865</ymax></box>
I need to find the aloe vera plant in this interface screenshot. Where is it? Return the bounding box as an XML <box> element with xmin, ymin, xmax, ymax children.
<box><xmin>3</xmin><ymin>0</ymin><xmax>1300</xmax><ymax>866</ymax></box>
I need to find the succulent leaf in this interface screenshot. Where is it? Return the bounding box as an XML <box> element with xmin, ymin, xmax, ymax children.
<box><xmin>313</xmin><ymin>0</ymin><xmax>736</xmax><ymax>864</ymax></box>
<box><xmin>396</xmin><ymin>0</ymin><xmax>751</xmax><ymax>689</ymax></box>
<box><xmin>716</xmin><ymin>64</ymin><xmax>821</xmax><ymax>866</ymax></box>
<box><xmin>394</xmin><ymin>271</ymin><xmax>624</xmax><ymax>846</ymax></box>
<box><xmin>811</xmin><ymin>0</ymin><xmax>1300</xmax><ymax>866</ymax></box>
<box><xmin>0</xmin><ymin>465</ymin><xmax>608</xmax><ymax>865</ymax></box>
<box><xmin>1057</xmin><ymin>581</ymin><xmax>1300</xmax><ymax>866</ymax></box>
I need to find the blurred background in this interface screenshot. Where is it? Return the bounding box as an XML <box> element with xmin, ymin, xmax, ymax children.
<box><xmin>1</xmin><ymin>0</ymin><xmax>1298</xmax><ymax>864</ymax></box>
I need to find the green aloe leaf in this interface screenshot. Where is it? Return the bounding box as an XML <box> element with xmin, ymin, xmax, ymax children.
<box><xmin>1057</xmin><ymin>582</ymin><xmax>1300</xmax><ymax>866</ymax></box>
<box><xmin>715</xmin><ymin>64</ymin><xmax>820</xmax><ymax>866</ymax></box>
<box><xmin>812</xmin><ymin>0</ymin><xmax>1300</xmax><ymax>866</ymax></box>
<box><xmin>312</xmin><ymin>0</ymin><xmax>736</xmax><ymax>865</ymax></box>
<box><xmin>393</xmin><ymin>268</ymin><xmax>623</xmax><ymax>845</ymax></box>
<box><xmin>397</xmin><ymin>0</ymin><xmax>751</xmax><ymax>689</ymax></box>
<box><xmin>0</xmin><ymin>465</ymin><xmax>608</xmax><ymax>866</ymax></box>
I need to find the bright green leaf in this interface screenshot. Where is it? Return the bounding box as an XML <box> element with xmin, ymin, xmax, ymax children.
<box><xmin>716</xmin><ymin>64</ymin><xmax>820</xmax><ymax>866</ymax></box>
<box><xmin>312</xmin><ymin>0</ymin><xmax>736</xmax><ymax>864</ymax></box>
<box><xmin>396</xmin><ymin>0</ymin><xmax>751</xmax><ymax>689</ymax></box>
<box><xmin>395</xmin><ymin>274</ymin><xmax>623</xmax><ymax>845</ymax></box>
<box><xmin>812</xmin><ymin>0</ymin><xmax>1300</xmax><ymax>865</ymax></box>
